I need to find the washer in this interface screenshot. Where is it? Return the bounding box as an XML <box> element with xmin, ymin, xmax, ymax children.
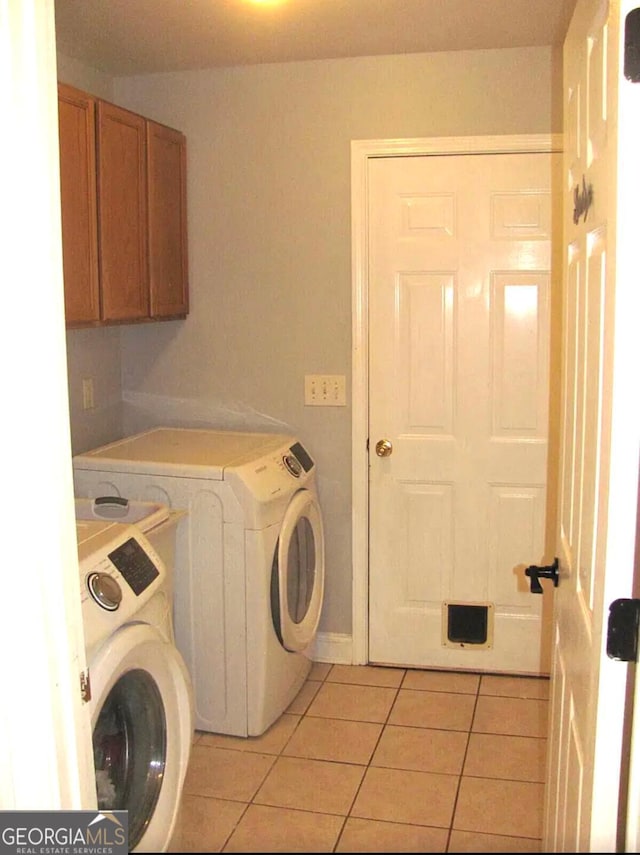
<box><xmin>75</xmin><ymin>496</ymin><xmax>185</xmax><ymax>621</ymax></box>
<box><xmin>73</xmin><ymin>427</ymin><xmax>325</xmax><ymax>737</ymax></box>
<box><xmin>77</xmin><ymin>515</ymin><xmax>194</xmax><ymax>852</ymax></box>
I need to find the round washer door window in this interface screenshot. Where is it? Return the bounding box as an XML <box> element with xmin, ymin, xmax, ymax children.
<box><xmin>93</xmin><ymin>668</ymin><xmax>165</xmax><ymax>849</ymax></box>
<box><xmin>272</xmin><ymin>489</ymin><xmax>325</xmax><ymax>652</ymax></box>
<box><xmin>88</xmin><ymin>622</ymin><xmax>194</xmax><ymax>853</ymax></box>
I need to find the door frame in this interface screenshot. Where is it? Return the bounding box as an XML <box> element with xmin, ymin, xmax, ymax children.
<box><xmin>350</xmin><ymin>133</ymin><xmax>563</xmax><ymax>664</ymax></box>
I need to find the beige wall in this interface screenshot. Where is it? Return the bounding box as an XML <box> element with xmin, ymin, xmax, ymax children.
<box><xmin>56</xmin><ymin>53</ymin><xmax>114</xmax><ymax>101</ymax></box>
<box><xmin>62</xmin><ymin>46</ymin><xmax>559</xmax><ymax>638</ymax></box>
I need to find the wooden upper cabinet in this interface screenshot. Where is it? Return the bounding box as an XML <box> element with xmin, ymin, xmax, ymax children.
<box><xmin>97</xmin><ymin>100</ymin><xmax>149</xmax><ymax>322</ymax></box>
<box><xmin>147</xmin><ymin>121</ymin><xmax>189</xmax><ymax>317</ymax></box>
<box><xmin>57</xmin><ymin>84</ymin><xmax>189</xmax><ymax>327</ymax></box>
<box><xmin>57</xmin><ymin>83</ymin><xmax>100</xmax><ymax>325</ymax></box>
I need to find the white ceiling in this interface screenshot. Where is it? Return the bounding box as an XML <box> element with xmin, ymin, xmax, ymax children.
<box><xmin>54</xmin><ymin>0</ymin><xmax>578</xmax><ymax>77</ymax></box>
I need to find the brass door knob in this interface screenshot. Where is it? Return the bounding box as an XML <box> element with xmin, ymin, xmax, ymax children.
<box><xmin>375</xmin><ymin>439</ymin><xmax>393</xmax><ymax>457</ymax></box>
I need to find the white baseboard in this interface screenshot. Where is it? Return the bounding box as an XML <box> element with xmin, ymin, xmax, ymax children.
<box><xmin>308</xmin><ymin>631</ymin><xmax>355</xmax><ymax>664</ymax></box>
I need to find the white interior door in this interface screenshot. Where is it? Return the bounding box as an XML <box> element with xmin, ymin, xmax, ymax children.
<box><xmin>544</xmin><ymin>0</ymin><xmax>640</xmax><ymax>850</ymax></box>
<box><xmin>368</xmin><ymin>146</ymin><xmax>560</xmax><ymax>674</ymax></box>
<box><xmin>1</xmin><ymin>0</ymin><xmax>95</xmax><ymax>810</ymax></box>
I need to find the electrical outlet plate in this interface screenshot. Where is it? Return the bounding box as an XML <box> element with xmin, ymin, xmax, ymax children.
<box><xmin>304</xmin><ymin>374</ymin><xmax>346</xmax><ymax>406</ymax></box>
<box><xmin>82</xmin><ymin>377</ymin><xmax>94</xmax><ymax>410</ymax></box>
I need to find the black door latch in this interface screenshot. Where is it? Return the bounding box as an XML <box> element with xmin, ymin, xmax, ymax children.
<box><xmin>525</xmin><ymin>557</ymin><xmax>559</xmax><ymax>594</ymax></box>
<box><xmin>607</xmin><ymin>599</ymin><xmax>640</xmax><ymax>662</ymax></box>
<box><xmin>625</xmin><ymin>8</ymin><xmax>640</xmax><ymax>82</ymax></box>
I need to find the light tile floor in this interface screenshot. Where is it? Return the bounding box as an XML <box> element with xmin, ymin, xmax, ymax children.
<box><xmin>169</xmin><ymin>663</ymin><xmax>549</xmax><ymax>853</ymax></box>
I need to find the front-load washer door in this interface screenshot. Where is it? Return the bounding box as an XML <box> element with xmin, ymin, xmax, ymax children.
<box><xmin>272</xmin><ymin>488</ymin><xmax>325</xmax><ymax>652</ymax></box>
<box><xmin>89</xmin><ymin>622</ymin><xmax>194</xmax><ymax>853</ymax></box>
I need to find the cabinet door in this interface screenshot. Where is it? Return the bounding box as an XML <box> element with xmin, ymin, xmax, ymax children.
<box><xmin>97</xmin><ymin>101</ymin><xmax>149</xmax><ymax>321</ymax></box>
<box><xmin>57</xmin><ymin>84</ymin><xmax>100</xmax><ymax>325</ymax></box>
<box><xmin>147</xmin><ymin>121</ymin><xmax>189</xmax><ymax>317</ymax></box>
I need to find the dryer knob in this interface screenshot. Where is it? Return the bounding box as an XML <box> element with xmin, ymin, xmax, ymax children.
<box><xmin>88</xmin><ymin>572</ymin><xmax>123</xmax><ymax>611</ymax></box>
<box><xmin>283</xmin><ymin>454</ymin><xmax>302</xmax><ymax>477</ymax></box>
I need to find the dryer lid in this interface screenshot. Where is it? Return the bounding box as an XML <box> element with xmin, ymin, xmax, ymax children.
<box><xmin>73</xmin><ymin>427</ymin><xmax>294</xmax><ymax>480</ymax></box>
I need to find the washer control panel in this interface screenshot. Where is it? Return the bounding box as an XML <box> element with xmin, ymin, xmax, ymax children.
<box><xmin>85</xmin><ymin>535</ymin><xmax>160</xmax><ymax>611</ymax></box>
<box><xmin>107</xmin><ymin>536</ymin><xmax>160</xmax><ymax>596</ymax></box>
<box><xmin>87</xmin><ymin>571</ymin><xmax>123</xmax><ymax>611</ymax></box>
<box><xmin>77</xmin><ymin>521</ymin><xmax>166</xmax><ymax>654</ymax></box>
<box><xmin>86</xmin><ymin>536</ymin><xmax>160</xmax><ymax>611</ymax></box>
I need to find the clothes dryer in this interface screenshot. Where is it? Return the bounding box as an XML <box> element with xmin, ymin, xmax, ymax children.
<box><xmin>77</xmin><ymin>517</ymin><xmax>193</xmax><ymax>852</ymax></box>
<box><xmin>73</xmin><ymin>428</ymin><xmax>325</xmax><ymax>737</ymax></box>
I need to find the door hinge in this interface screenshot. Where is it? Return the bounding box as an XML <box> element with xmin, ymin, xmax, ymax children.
<box><xmin>625</xmin><ymin>8</ymin><xmax>640</xmax><ymax>82</ymax></box>
<box><xmin>607</xmin><ymin>599</ymin><xmax>640</xmax><ymax>662</ymax></box>
<box><xmin>80</xmin><ymin>669</ymin><xmax>91</xmax><ymax>702</ymax></box>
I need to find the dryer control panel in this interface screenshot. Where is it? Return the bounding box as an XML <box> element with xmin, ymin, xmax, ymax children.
<box><xmin>225</xmin><ymin>438</ymin><xmax>318</xmax><ymax>529</ymax></box>
<box><xmin>283</xmin><ymin>442</ymin><xmax>314</xmax><ymax>477</ymax></box>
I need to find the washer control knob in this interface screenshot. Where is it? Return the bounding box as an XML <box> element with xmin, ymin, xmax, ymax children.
<box><xmin>88</xmin><ymin>572</ymin><xmax>123</xmax><ymax>611</ymax></box>
<box><xmin>283</xmin><ymin>454</ymin><xmax>302</xmax><ymax>477</ymax></box>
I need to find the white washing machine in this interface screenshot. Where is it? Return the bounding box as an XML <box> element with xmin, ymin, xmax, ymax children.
<box><xmin>75</xmin><ymin>496</ymin><xmax>185</xmax><ymax>620</ymax></box>
<box><xmin>73</xmin><ymin>427</ymin><xmax>325</xmax><ymax>737</ymax></box>
<box><xmin>76</xmin><ymin>512</ymin><xmax>194</xmax><ymax>852</ymax></box>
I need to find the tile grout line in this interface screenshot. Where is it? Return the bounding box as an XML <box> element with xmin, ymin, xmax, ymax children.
<box><xmin>331</xmin><ymin>666</ymin><xmax>407</xmax><ymax>852</ymax></box>
<box><xmin>443</xmin><ymin>675</ymin><xmax>482</xmax><ymax>852</ymax></box>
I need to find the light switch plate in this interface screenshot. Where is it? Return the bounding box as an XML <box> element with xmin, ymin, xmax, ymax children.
<box><xmin>304</xmin><ymin>374</ymin><xmax>346</xmax><ymax>406</ymax></box>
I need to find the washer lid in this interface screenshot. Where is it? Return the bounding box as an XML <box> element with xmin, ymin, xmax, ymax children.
<box><xmin>75</xmin><ymin>496</ymin><xmax>169</xmax><ymax>531</ymax></box>
<box><xmin>76</xmin><ymin>518</ymin><xmax>121</xmax><ymax>553</ymax></box>
<box><xmin>73</xmin><ymin>427</ymin><xmax>294</xmax><ymax>480</ymax></box>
